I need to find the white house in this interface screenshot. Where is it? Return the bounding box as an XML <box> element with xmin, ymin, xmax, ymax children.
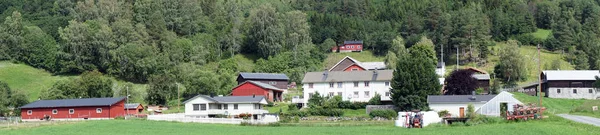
<box><xmin>542</xmin><ymin>70</ymin><xmax>600</xmax><ymax>99</ymax></box>
<box><xmin>302</xmin><ymin>70</ymin><xmax>393</xmax><ymax>105</ymax></box>
<box><xmin>183</xmin><ymin>95</ymin><xmax>269</xmax><ymax>119</ymax></box>
<box><xmin>427</xmin><ymin>91</ymin><xmax>522</xmax><ymax>117</ymax></box>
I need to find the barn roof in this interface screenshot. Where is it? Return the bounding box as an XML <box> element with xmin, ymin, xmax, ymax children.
<box><xmin>125</xmin><ymin>103</ymin><xmax>142</xmax><ymax>109</ymax></box>
<box><xmin>20</xmin><ymin>97</ymin><xmax>126</xmax><ymax>109</ymax></box>
<box><xmin>238</xmin><ymin>72</ymin><xmax>289</xmax><ymax>80</ymax></box>
<box><xmin>302</xmin><ymin>70</ymin><xmax>393</xmax><ymax>83</ymax></box>
<box><xmin>542</xmin><ymin>70</ymin><xmax>600</xmax><ymax>81</ymax></box>
<box><xmin>427</xmin><ymin>94</ymin><xmax>496</xmax><ymax>103</ymax></box>
<box><xmin>183</xmin><ymin>95</ymin><xmax>267</xmax><ymax>104</ymax></box>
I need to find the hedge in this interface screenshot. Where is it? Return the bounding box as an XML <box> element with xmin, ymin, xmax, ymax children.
<box><xmin>368</xmin><ymin>109</ymin><xmax>397</xmax><ymax>119</ymax></box>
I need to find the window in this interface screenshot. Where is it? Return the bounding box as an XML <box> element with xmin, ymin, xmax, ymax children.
<box><xmin>234</xmin><ymin>104</ymin><xmax>238</xmax><ymax>110</ymax></box>
<box><xmin>354</xmin><ymin>82</ymin><xmax>359</xmax><ymax>87</ymax></box>
<box><xmin>329</xmin><ymin>83</ymin><xmax>334</xmax><ymax>88</ymax></box>
<box><xmin>96</xmin><ymin>108</ymin><xmax>102</xmax><ymax>113</ymax></box>
<box><xmin>364</xmin><ymin>81</ymin><xmax>370</xmax><ymax>87</ymax></box>
<box><xmin>385</xmin><ymin>82</ymin><xmax>390</xmax><ymax>86</ymax></box>
<box><xmin>269</xmin><ymin>81</ymin><xmax>277</xmax><ymax>85</ymax></box>
<box><xmin>217</xmin><ymin>104</ymin><xmax>222</xmax><ymax>109</ymax></box>
<box><xmin>308</xmin><ymin>83</ymin><xmax>313</xmax><ymax>88</ymax></box>
<box><xmin>69</xmin><ymin>109</ymin><xmax>74</xmax><ymax>114</ymax></box>
<box><xmin>200</xmin><ymin>104</ymin><xmax>207</xmax><ymax>110</ymax></box>
<box><xmin>385</xmin><ymin>92</ymin><xmax>391</xmax><ymax>97</ymax></box>
<box><xmin>308</xmin><ymin>93</ymin><xmax>313</xmax><ymax>99</ymax></box>
<box><xmin>27</xmin><ymin>110</ymin><xmax>32</xmax><ymax>115</ymax></box>
<box><xmin>353</xmin><ymin>91</ymin><xmax>359</xmax><ymax>98</ymax></box>
<box><xmin>557</xmin><ymin>89</ymin><xmax>561</xmax><ymax>93</ymax></box>
<box><xmin>364</xmin><ymin>91</ymin><xmax>370</xmax><ymax>98</ymax></box>
<box><xmin>329</xmin><ymin>92</ymin><xmax>334</xmax><ymax>97</ymax></box>
<box><xmin>573</xmin><ymin>89</ymin><xmax>577</xmax><ymax>94</ymax></box>
<box><xmin>224</xmin><ymin>104</ymin><xmax>229</xmax><ymax>110</ymax></box>
<box><xmin>254</xmin><ymin>104</ymin><xmax>262</xmax><ymax>109</ymax></box>
<box><xmin>337</xmin><ymin>82</ymin><xmax>343</xmax><ymax>88</ymax></box>
<box><xmin>351</xmin><ymin>68</ymin><xmax>358</xmax><ymax>71</ymax></box>
<box><xmin>589</xmin><ymin>89</ymin><xmax>593</xmax><ymax>93</ymax></box>
<box><xmin>337</xmin><ymin>92</ymin><xmax>343</xmax><ymax>96</ymax></box>
<box><xmin>193</xmin><ymin>104</ymin><xmax>200</xmax><ymax>111</ymax></box>
<box><xmin>52</xmin><ymin>109</ymin><xmax>58</xmax><ymax>114</ymax></box>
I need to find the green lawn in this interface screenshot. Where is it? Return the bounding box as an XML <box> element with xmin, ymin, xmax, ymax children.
<box><xmin>324</xmin><ymin>50</ymin><xmax>385</xmax><ymax>69</ymax></box>
<box><xmin>512</xmin><ymin>92</ymin><xmax>600</xmax><ymax>118</ymax></box>
<box><xmin>0</xmin><ymin>61</ymin><xmax>73</xmax><ymax>101</ymax></box>
<box><xmin>531</xmin><ymin>29</ymin><xmax>552</xmax><ymax>40</ymax></box>
<box><xmin>4</xmin><ymin>118</ymin><xmax>600</xmax><ymax>135</ymax></box>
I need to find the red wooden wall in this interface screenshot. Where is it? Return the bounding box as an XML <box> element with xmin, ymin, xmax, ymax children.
<box><xmin>344</xmin><ymin>64</ymin><xmax>366</xmax><ymax>71</ymax></box>
<box><xmin>21</xmin><ymin>100</ymin><xmax>126</xmax><ymax>120</ymax></box>
<box><xmin>232</xmin><ymin>82</ymin><xmax>272</xmax><ymax>101</ymax></box>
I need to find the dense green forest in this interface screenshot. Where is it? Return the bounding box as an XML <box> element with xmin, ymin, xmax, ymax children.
<box><xmin>1</xmin><ymin>0</ymin><xmax>600</xmax><ymax>105</ymax></box>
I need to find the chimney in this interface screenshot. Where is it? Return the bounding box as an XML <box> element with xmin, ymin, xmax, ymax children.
<box><xmin>469</xmin><ymin>91</ymin><xmax>476</xmax><ymax>100</ymax></box>
<box><xmin>253</xmin><ymin>94</ymin><xmax>256</xmax><ymax>98</ymax></box>
<box><xmin>322</xmin><ymin>69</ymin><xmax>329</xmax><ymax>81</ymax></box>
<box><xmin>372</xmin><ymin>69</ymin><xmax>378</xmax><ymax>80</ymax></box>
<box><xmin>210</xmin><ymin>93</ymin><xmax>215</xmax><ymax>98</ymax></box>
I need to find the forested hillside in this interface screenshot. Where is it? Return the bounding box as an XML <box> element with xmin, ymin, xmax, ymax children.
<box><xmin>0</xmin><ymin>0</ymin><xmax>598</xmax><ymax>105</ymax></box>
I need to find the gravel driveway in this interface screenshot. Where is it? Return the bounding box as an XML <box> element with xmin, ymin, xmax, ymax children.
<box><xmin>557</xmin><ymin>114</ymin><xmax>600</xmax><ymax>127</ymax></box>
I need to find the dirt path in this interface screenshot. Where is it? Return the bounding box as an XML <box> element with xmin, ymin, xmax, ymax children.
<box><xmin>557</xmin><ymin>114</ymin><xmax>600</xmax><ymax>127</ymax></box>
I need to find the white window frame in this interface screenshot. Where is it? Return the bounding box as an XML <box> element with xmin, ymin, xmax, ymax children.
<box><xmin>557</xmin><ymin>89</ymin><xmax>561</xmax><ymax>93</ymax></box>
<box><xmin>96</xmin><ymin>108</ymin><xmax>102</xmax><ymax>113</ymax></box>
<box><xmin>337</xmin><ymin>92</ymin><xmax>343</xmax><ymax>96</ymax></box>
<box><xmin>385</xmin><ymin>92</ymin><xmax>391</xmax><ymax>97</ymax></box>
<box><xmin>27</xmin><ymin>110</ymin><xmax>32</xmax><ymax>115</ymax></box>
<box><xmin>337</xmin><ymin>82</ymin><xmax>343</xmax><ymax>88</ymax></box>
<box><xmin>353</xmin><ymin>91</ymin><xmax>359</xmax><ymax>98</ymax></box>
<box><xmin>308</xmin><ymin>83</ymin><xmax>313</xmax><ymax>88</ymax></box>
<box><xmin>69</xmin><ymin>109</ymin><xmax>74</xmax><ymax>114</ymax></box>
<box><xmin>364</xmin><ymin>91</ymin><xmax>370</xmax><ymax>98</ymax></box>
<box><xmin>52</xmin><ymin>109</ymin><xmax>58</xmax><ymax>114</ymax></box>
<box><xmin>329</xmin><ymin>92</ymin><xmax>334</xmax><ymax>97</ymax></box>
<box><xmin>385</xmin><ymin>82</ymin><xmax>390</xmax><ymax>86</ymax></box>
<box><xmin>364</xmin><ymin>81</ymin><xmax>370</xmax><ymax>87</ymax></box>
<box><xmin>573</xmin><ymin>89</ymin><xmax>577</xmax><ymax>94</ymax></box>
<box><xmin>353</xmin><ymin>82</ymin><xmax>359</xmax><ymax>87</ymax></box>
<box><xmin>193</xmin><ymin>104</ymin><xmax>200</xmax><ymax>111</ymax></box>
<box><xmin>329</xmin><ymin>83</ymin><xmax>334</xmax><ymax>88</ymax></box>
<box><xmin>234</xmin><ymin>104</ymin><xmax>239</xmax><ymax>110</ymax></box>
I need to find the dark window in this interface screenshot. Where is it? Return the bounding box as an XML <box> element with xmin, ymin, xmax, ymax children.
<box><xmin>329</xmin><ymin>92</ymin><xmax>334</xmax><ymax>97</ymax></box>
<box><xmin>329</xmin><ymin>83</ymin><xmax>334</xmax><ymax>88</ymax></box>
<box><xmin>351</xmin><ymin>68</ymin><xmax>358</xmax><ymax>71</ymax></box>
<box><xmin>385</xmin><ymin>82</ymin><xmax>390</xmax><ymax>86</ymax></box>
<box><xmin>557</xmin><ymin>89</ymin><xmax>561</xmax><ymax>93</ymax></box>
<box><xmin>308</xmin><ymin>83</ymin><xmax>313</xmax><ymax>88</ymax></box>
<box><xmin>337</xmin><ymin>82</ymin><xmax>343</xmax><ymax>88</ymax></box>
<box><xmin>309</xmin><ymin>93</ymin><xmax>313</xmax><ymax>99</ymax></box>
<box><xmin>96</xmin><ymin>108</ymin><xmax>102</xmax><ymax>113</ymax></box>
<box><xmin>385</xmin><ymin>92</ymin><xmax>391</xmax><ymax>97</ymax></box>
<box><xmin>69</xmin><ymin>109</ymin><xmax>74</xmax><ymax>114</ymax></box>
<box><xmin>27</xmin><ymin>110</ymin><xmax>32</xmax><ymax>115</ymax></box>
<box><xmin>234</xmin><ymin>104</ymin><xmax>238</xmax><ymax>110</ymax></box>
<box><xmin>52</xmin><ymin>109</ymin><xmax>58</xmax><ymax>114</ymax></box>
<box><xmin>364</xmin><ymin>91</ymin><xmax>370</xmax><ymax>98</ymax></box>
<box><xmin>200</xmin><ymin>104</ymin><xmax>207</xmax><ymax>110</ymax></box>
<box><xmin>364</xmin><ymin>81</ymin><xmax>370</xmax><ymax>87</ymax></box>
<box><xmin>337</xmin><ymin>92</ymin><xmax>343</xmax><ymax>96</ymax></box>
<box><xmin>573</xmin><ymin>89</ymin><xmax>577</xmax><ymax>94</ymax></box>
<box><xmin>224</xmin><ymin>104</ymin><xmax>228</xmax><ymax>110</ymax></box>
<box><xmin>354</xmin><ymin>82</ymin><xmax>359</xmax><ymax>87</ymax></box>
<box><xmin>193</xmin><ymin>104</ymin><xmax>200</xmax><ymax>111</ymax></box>
<box><xmin>590</xmin><ymin>89</ymin><xmax>594</xmax><ymax>93</ymax></box>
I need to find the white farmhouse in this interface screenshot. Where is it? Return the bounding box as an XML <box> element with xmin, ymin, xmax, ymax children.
<box><xmin>183</xmin><ymin>95</ymin><xmax>268</xmax><ymax>119</ymax></box>
<box><xmin>302</xmin><ymin>70</ymin><xmax>393</xmax><ymax>105</ymax></box>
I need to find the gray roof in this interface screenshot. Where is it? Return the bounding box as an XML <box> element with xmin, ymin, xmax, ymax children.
<box><xmin>125</xmin><ymin>103</ymin><xmax>141</xmax><ymax>109</ymax></box>
<box><xmin>344</xmin><ymin>40</ymin><xmax>363</xmax><ymax>44</ymax></box>
<box><xmin>20</xmin><ymin>97</ymin><xmax>126</xmax><ymax>109</ymax></box>
<box><xmin>472</xmin><ymin>74</ymin><xmax>490</xmax><ymax>80</ymax></box>
<box><xmin>361</xmin><ymin>62</ymin><xmax>387</xmax><ymax>70</ymax></box>
<box><xmin>238</xmin><ymin>81</ymin><xmax>284</xmax><ymax>91</ymax></box>
<box><xmin>183</xmin><ymin>95</ymin><xmax>266</xmax><ymax>104</ymax></box>
<box><xmin>543</xmin><ymin>70</ymin><xmax>600</xmax><ymax>81</ymax></box>
<box><xmin>239</xmin><ymin>72</ymin><xmax>289</xmax><ymax>80</ymax></box>
<box><xmin>302</xmin><ymin>70</ymin><xmax>393</xmax><ymax>83</ymax></box>
<box><xmin>427</xmin><ymin>95</ymin><xmax>496</xmax><ymax>103</ymax></box>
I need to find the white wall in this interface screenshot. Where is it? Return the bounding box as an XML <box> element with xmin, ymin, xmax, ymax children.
<box><xmin>429</xmin><ymin>103</ymin><xmax>485</xmax><ymax>117</ymax></box>
<box><xmin>548</xmin><ymin>87</ymin><xmax>599</xmax><ymax>99</ymax></box>
<box><xmin>302</xmin><ymin>81</ymin><xmax>392</xmax><ymax>105</ymax></box>
<box><xmin>185</xmin><ymin>97</ymin><xmax>267</xmax><ymax>117</ymax></box>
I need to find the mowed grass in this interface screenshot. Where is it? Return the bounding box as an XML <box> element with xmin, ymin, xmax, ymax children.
<box><xmin>4</xmin><ymin>118</ymin><xmax>600</xmax><ymax>135</ymax></box>
<box><xmin>324</xmin><ymin>50</ymin><xmax>385</xmax><ymax>69</ymax></box>
<box><xmin>531</xmin><ymin>29</ymin><xmax>552</xmax><ymax>40</ymax></box>
<box><xmin>0</xmin><ymin>61</ymin><xmax>72</xmax><ymax>101</ymax></box>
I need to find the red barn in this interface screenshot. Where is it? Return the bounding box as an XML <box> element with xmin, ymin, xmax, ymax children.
<box><xmin>232</xmin><ymin>81</ymin><xmax>285</xmax><ymax>102</ymax></box>
<box><xmin>124</xmin><ymin>103</ymin><xmax>144</xmax><ymax>114</ymax></box>
<box><xmin>20</xmin><ymin>97</ymin><xmax>126</xmax><ymax>121</ymax></box>
<box><xmin>332</xmin><ymin>40</ymin><xmax>363</xmax><ymax>52</ymax></box>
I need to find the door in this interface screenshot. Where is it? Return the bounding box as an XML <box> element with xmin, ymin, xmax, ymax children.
<box><xmin>459</xmin><ymin>107</ymin><xmax>465</xmax><ymax>118</ymax></box>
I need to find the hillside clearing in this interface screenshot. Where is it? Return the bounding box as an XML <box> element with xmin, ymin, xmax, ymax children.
<box><xmin>531</xmin><ymin>29</ymin><xmax>552</xmax><ymax>40</ymax></box>
<box><xmin>0</xmin><ymin>61</ymin><xmax>72</xmax><ymax>101</ymax></box>
<box><xmin>324</xmin><ymin>50</ymin><xmax>385</xmax><ymax>69</ymax></box>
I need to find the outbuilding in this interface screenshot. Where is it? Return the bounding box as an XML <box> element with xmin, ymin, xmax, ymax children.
<box><xmin>20</xmin><ymin>97</ymin><xmax>126</xmax><ymax>121</ymax></box>
<box><xmin>428</xmin><ymin>91</ymin><xmax>522</xmax><ymax>117</ymax></box>
<box><xmin>232</xmin><ymin>81</ymin><xmax>285</xmax><ymax>102</ymax></box>
<box><xmin>125</xmin><ymin>103</ymin><xmax>144</xmax><ymax>114</ymax></box>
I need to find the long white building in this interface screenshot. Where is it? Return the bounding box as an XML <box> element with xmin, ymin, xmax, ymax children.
<box><xmin>302</xmin><ymin>70</ymin><xmax>393</xmax><ymax>105</ymax></box>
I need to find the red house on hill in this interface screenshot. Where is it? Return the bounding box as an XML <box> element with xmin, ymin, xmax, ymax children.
<box><xmin>332</xmin><ymin>40</ymin><xmax>363</xmax><ymax>53</ymax></box>
<box><xmin>232</xmin><ymin>81</ymin><xmax>285</xmax><ymax>102</ymax></box>
<box><xmin>20</xmin><ymin>97</ymin><xmax>126</xmax><ymax>121</ymax></box>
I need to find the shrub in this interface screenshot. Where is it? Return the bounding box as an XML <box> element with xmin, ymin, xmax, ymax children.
<box><xmin>287</xmin><ymin>103</ymin><xmax>299</xmax><ymax>112</ymax></box>
<box><xmin>266</xmin><ymin>101</ymin><xmax>274</xmax><ymax>107</ymax></box>
<box><xmin>286</xmin><ymin>110</ymin><xmax>309</xmax><ymax>117</ymax></box>
<box><xmin>115</xmin><ymin>116</ymin><xmax>125</xmax><ymax>120</ymax></box>
<box><xmin>338</xmin><ymin>101</ymin><xmax>353</xmax><ymax>109</ymax></box>
<box><xmin>368</xmin><ymin>93</ymin><xmax>382</xmax><ymax>105</ymax></box>
<box><xmin>466</xmin><ymin>104</ymin><xmax>476</xmax><ymax>119</ymax></box>
<box><xmin>324</xmin><ymin>96</ymin><xmax>342</xmax><ymax>109</ymax></box>
<box><xmin>368</xmin><ymin>109</ymin><xmax>397</xmax><ymax>119</ymax></box>
<box><xmin>308</xmin><ymin>108</ymin><xmax>344</xmax><ymax>117</ymax></box>
<box><xmin>437</xmin><ymin>110</ymin><xmax>450</xmax><ymax>117</ymax></box>
<box><xmin>215</xmin><ymin>114</ymin><xmax>227</xmax><ymax>118</ymax></box>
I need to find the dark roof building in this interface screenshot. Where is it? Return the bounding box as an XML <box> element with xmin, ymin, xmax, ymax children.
<box><xmin>20</xmin><ymin>97</ymin><xmax>126</xmax><ymax>121</ymax></box>
<box><xmin>427</xmin><ymin>95</ymin><xmax>496</xmax><ymax>103</ymax></box>
<box><xmin>21</xmin><ymin>97</ymin><xmax>126</xmax><ymax>109</ymax></box>
<box><xmin>236</xmin><ymin>72</ymin><xmax>289</xmax><ymax>90</ymax></box>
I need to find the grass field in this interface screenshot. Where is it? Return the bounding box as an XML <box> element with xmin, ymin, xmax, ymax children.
<box><xmin>512</xmin><ymin>92</ymin><xmax>600</xmax><ymax>118</ymax></box>
<box><xmin>0</xmin><ymin>61</ymin><xmax>72</xmax><ymax>101</ymax></box>
<box><xmin>3</xmin><ymin>117</ymin><xmax>600</xmax><ymax>135</ymax></box>
<box><xmin>531</xmin><ymin>29</ymin><xmax>552</xmax><ymax>40</ymax></box>
<box><xmin>324</xmin><ymin>50</ymin><xmax>385</xmax><ymax>69</ymax></box>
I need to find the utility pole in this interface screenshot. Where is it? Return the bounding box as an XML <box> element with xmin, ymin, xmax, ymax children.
<box><xmin>126</xmin><ymin>85</ymin><xmax>129</xmax><ymax>119</ymax></box>
<box><xmin>456</xmin><ymin>46</ymin><xmax>459</xmax><ymax>70</ymax></box>
<box><xmin>441</xmin><ymin>43</ymin><xmax>444</xmax><ymax>77</ymax></box>
<box><xmin>537</xmin><ymin>44</ymin><xmax>543</xmax><ymax>118</ymax></box>
<box><xmin>177</xmin><ymin>83</ymin><xmax>180</xmax><ymax>113</ymax></box>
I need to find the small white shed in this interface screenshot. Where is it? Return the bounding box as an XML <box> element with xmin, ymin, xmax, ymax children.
<box><xmin>428</xmin><ymin>91</ymin><xmax>522</xmax><ymax>117</ymax></box>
